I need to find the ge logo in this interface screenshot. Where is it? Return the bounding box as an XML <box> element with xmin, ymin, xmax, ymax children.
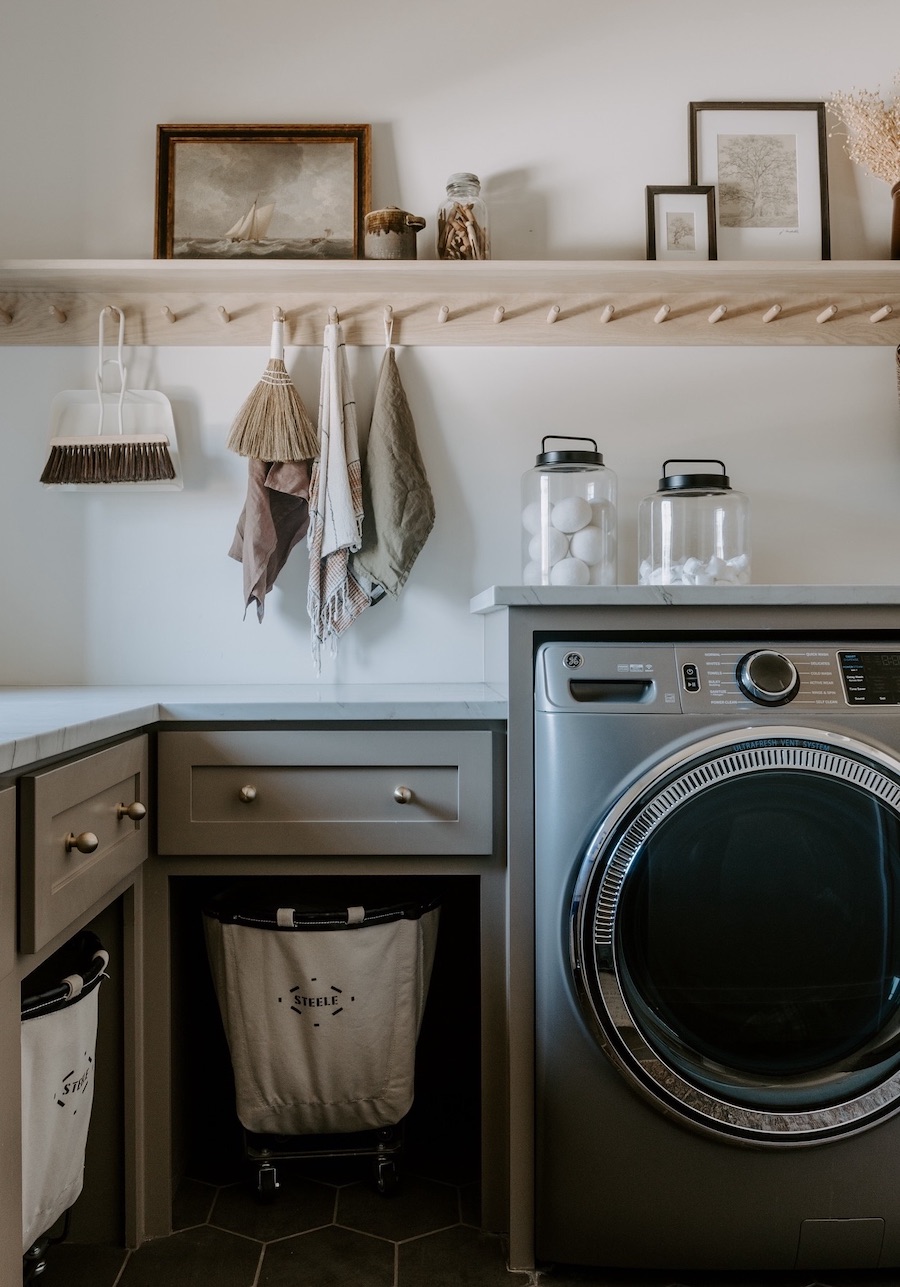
<box><xmin>563</xmin><ymin>652</ymin><xmax>583</xmax><ymax>669</ymax></box>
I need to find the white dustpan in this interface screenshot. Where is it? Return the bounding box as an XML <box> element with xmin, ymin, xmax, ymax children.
<box><xmin>41</xmin><ymin>307</ymin><xmax>183</xmax><ymax>491</ymax></box>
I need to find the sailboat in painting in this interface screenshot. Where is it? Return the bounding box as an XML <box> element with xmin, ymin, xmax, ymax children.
<box><xmin>224</xmin><ymin>197</ymin><xmax>275</xmax><ymax>243</ymax></box>
<box><xmin>173</xmin><ymin>196</ymin><xmax>353</xmax><ymax>259</ymax></box>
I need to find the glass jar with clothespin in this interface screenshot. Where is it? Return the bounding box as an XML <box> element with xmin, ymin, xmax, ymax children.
<box><xmin>437</xmin><ymin>173</ymin><xmax>490</xmax><ymax>260</ymax></box>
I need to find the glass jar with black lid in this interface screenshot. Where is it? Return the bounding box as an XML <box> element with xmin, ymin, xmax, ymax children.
<box><xmin>521</xmin><ymin>436</ymin><xmax>617</xmax><ymax>586</ymax></box>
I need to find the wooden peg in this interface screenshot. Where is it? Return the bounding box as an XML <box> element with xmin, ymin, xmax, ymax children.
<box><xmin>218</xmin><ymin>306</ymin><xmax>231</xmax><ymax>324</ymax></box>
<box><xmin>817</xmin><ymin>304</ymin><xmax>838</xmax><ymax>324</ymax></box>
<box><xmin>599</xmin><ymin>304</ymin><xmax>615</xmax><ymax>324</ymax></box>
<box><xmin>870</xmin><ymin>304</ymin><xmax>893</xmax><ymax>323</ymax></box>
<box><xmin>273</xmin><ymin>305</ymin><xmax>284</xmax><ymax>322</ymax></box>
<box><xmin>161</xmin><ymin>306</ymin><xmax>176</xmax><ymax>323</ymax></box>
<box><xmin>762</xmin><ymin>304</ymin><xmax>782</xmax><ymax>323</ymax></box>
<box><xmin>437</xmin><ymin>305</ymin><xmax>450</xmax><ymax>324</ymax></box>
<box><xmin>49</xmin><ymin>305</ymin><xmax>67</xmax><ymax>323</ymax></box>
<box><xmin>708</xmin><ymin>305</ymin><xmax>727</xmax><ymax>324</ymax></box>
<box><xmin>654</xmin><ymin>305</ymin><xmax>670</xmax><ymax>324</ymax></box>
<box><xmin>328</xmin><ymin>306</ymin><xmax>339</xmax><ymax>324</ymax></box>
<box><xmin>547</xmin><ymin>305</ymin><xmax>561</xmax><ymax>324</ymax></box>
<box><xmin>493</xmin><ymin>306</ymin><xmax>506</xmax><ymax>324</ymax></box>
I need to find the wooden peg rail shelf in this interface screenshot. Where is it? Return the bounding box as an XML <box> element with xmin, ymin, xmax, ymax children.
<box><xmin>0</xmin><ymin>258</ymin><xmax>899</xmax><ymax>347</ymax></box>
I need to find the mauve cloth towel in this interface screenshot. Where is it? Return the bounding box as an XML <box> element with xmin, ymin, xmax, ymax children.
<box><xmin>229</xmin><ymin>458</ymin><xmax>311</xmax><ymax>621</ymax></box>
<box><xmin>349</xmin><ymin>347</ymin><xmax>435</xmax><ymax>602</ymax></box>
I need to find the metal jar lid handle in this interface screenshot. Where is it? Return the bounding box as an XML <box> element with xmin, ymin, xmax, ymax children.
<box><xmin>663</xmin><ymin>459</ymin><xmax>726</xmax><ymax>476</ymax></box>
<box><xmin>543</xmin><ymin>435</ymin><xmax>599</xmax><ymax>453</ymax></box>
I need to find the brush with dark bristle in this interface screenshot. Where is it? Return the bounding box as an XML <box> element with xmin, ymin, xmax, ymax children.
<box><xmin>226</xmin><ymin>316</ymin><xmax>318</xmax><ymax>462</ymax></box>
<box><xmin>40</xmin><ymin>435</ymin><xmax>176</xmax><ymax>485</ymax></box>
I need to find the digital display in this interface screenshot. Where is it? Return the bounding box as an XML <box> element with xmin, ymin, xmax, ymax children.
<box><xmin>839</xmin><ymin>652</ymin><xmax>900</xmax><ymax>704</ymax></box>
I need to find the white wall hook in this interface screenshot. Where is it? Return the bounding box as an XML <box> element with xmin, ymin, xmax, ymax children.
<box><xmin>708</xmin><ymin>305</ymin><xmax>727</xmax><ymax>324</ymax></box>
<box><xmin>870</xmin><ymin>304</ymin><xmax>893</xmax><ymax>323</ymax></box>
<box><xmin>49</xmin><ymin>305</ymin><xmax>67</xmax><ymax>323</ymax></box>
<box><xmin>218</xmin><ymin>306</ymin><xmax>231</xmax><ymax>324</ymax></box>
<box><xmin>438</xmin><ymin>304</ymin><xmax>450</xmax><ymax>324</ymax></box>
<box><xmin>328</xmin><ymin>306</ymin><xmax>340</xmax><ymax>324</ymax></box>
<box><xmin>599</xmin><ymin>304</ymin><xmax>615</xmax><ymax>323</ymax></box>
<box><xmin>160</xmin><ymin>306</ymin><xmax>176</xmax><ymax>323</ymax></box>
<box><xmin>273</xmin><ymin>305</ymin><xmax>284</xmax><ymax>322</ymax></box>
<box><xmin>817</xmin><ymin>304</ymin><xmax>838</xmax><ymax>324</ymax></box>
<box><xmin>547</xmin><ymin>305</ymin><xmax>561</xmax><ymax>324</ymax></box>
<box><xmin>493</xmin><ymin>305</ymin><xmax>506</xmax><ymax>324</ymax></box>
<box><xmin>762</xmin><ymin>304</ymin><xmax>782</xmax><ymax>323</ymax></box>
<box><xmin>654</xmin><ymin>305</ymin><xmax>670</xmax><ymax>324</ymax></box>
<box><xmin>384</xmin><ymin>305</ymin><xmax>394</xmax><ymax>348</ymax></box>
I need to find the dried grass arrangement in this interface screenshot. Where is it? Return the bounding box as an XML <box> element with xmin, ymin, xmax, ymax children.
<box><xmin>828</xmin><ymin>76</ymin><xmax>900</xmax><ymax>185</ymax></box>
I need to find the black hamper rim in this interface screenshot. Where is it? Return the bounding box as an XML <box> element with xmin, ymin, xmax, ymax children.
<box><xmin>203</xmin><ymin>878</ymin><xmax>441</xmax><ymax>931</ymax></box>
<box><xmin>21</xmin><ymin>930</ymin><xmax>108</xmax><ymax>1020</ymax></box>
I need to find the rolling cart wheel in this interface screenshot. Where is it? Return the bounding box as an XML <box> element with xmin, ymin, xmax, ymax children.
<box><xmin>256</xmin><ymin>1162</ymin><xmax>280</xmax><ymax>1203</ymax></box>
<box><xmin>374</xmin><ymin>1156</ymin><xmax>400</xmax><ymax>1196</ymax></box>
<box><xmin>22</xmin><ymin>1242</ymin><xmax>48</xmax><ymax>1282</ymax></box>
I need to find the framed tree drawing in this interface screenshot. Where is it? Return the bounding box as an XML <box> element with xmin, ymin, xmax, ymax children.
<box><xmin>689</xmin><ymin>102</ymin><xmax>830</xmax><ymax>260</ymax></box>
<box><xmin>155</xmin><ymin>124</ymin><xmax>371</xmax><ymax>259</ymax></box>
<box><xmin>646</xmin><ymin>186</ymin><xmax>717</xmax><ymax>260</ymax></box>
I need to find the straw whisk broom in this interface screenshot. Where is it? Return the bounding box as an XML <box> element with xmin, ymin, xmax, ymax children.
<box><xmin>40</xmin><ymin>306</ymin><xmax>177</xmax><ymax>485</ymax></box>
<box><xmin>226</xmin><ymin>310</ymin><xmax>318</xmax><ymax>462</ymax></box>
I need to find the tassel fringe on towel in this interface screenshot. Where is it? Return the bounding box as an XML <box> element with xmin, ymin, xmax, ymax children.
<box><xmin>307</xmin><ymin>321</ymin><xmax>369</xmax><ymax>672</ymax></box>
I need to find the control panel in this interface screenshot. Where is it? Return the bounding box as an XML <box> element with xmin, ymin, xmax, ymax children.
<box><xmin>535</xmin><ymin>641</ymin><xmax>900</xmax><ymax>713</ymax></box>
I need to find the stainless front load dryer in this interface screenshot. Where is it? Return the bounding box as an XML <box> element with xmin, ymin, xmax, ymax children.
<box><xmin>534</xmin><ymin>639</ymin><xmax>900</xmax><ymax>1271</ymax></box>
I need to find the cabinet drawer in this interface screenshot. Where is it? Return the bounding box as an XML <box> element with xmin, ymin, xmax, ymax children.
<box><xmin>19</xmin><ymin>736</ymin><xmax>149</xmax><ymax>953</ymax></box>
<box><xmin>157</xmin><ymin>729</ymin><xmax>495</xmax><ymax>855</ymax></box>
<box><xmin>0</xmin><ymin>787</ymin><xmax>14</xmax><ymax>980</ymax></box>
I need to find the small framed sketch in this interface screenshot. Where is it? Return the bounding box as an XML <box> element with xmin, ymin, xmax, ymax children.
<box><xmin>154</xmin><ymin>123</ymin><xmax>371</xmax><ymax>259</ymax></box>
<box><xmin>689</xmin><ymin>101</ymin><xmax>830</xmax><ymax>260</ymax></box>
<box><xmin>646</xmin><ymin>186</ymin><xmax>717</xmax><ymax>261</ymax></box>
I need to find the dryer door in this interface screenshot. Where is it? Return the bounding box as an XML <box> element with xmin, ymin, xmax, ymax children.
<box><xmin>572</xmin><ymin>726</ymin><xmax>900</xmax><ymax>1145</ymax></box>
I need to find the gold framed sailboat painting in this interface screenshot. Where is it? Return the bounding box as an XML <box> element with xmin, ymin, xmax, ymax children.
<box><xmin>154</xmin><ymin>124</ymin><xmax>371</xmax><ymax>259</ymax></box>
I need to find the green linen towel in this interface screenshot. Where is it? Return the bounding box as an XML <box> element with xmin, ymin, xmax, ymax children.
<box><xmin>350</xmin><ymin>347</ymin><xmax>435</xmax><ymax>601</ymax></box>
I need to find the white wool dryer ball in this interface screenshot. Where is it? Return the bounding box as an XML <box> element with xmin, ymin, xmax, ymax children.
<box><xmin>569</xmin><ymin>525</ymin><xmax>606</xmax><ymax>565</ymax></box>
<box><xmin>521</xmin><ymin>501</ymin><xmax>543</xmax><ymax>534</ymax></box>
<box><xmin>529</xmin><ymin>528</ymin><xmax>569</xmax><ymax>565</ymax></box>
<box><xmin>550</xmin><ymin>557</ymin><xmax>590</xmax><ymax>586</ymax></box>
<box><xmin>550</xmin><ymin>496</ymin><xmax>592</xmax><ymax>534</ymax></box>
<box><xmin>523</xmin><ymin>560</ymin><xmax>542</xmax><ymax>585</ymax></box>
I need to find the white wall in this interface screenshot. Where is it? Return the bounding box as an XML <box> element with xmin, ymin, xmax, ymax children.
<box><xmin>1</xmin><ymin>1</ymin><xmax>899</xmax><ymax>684</ymax></box>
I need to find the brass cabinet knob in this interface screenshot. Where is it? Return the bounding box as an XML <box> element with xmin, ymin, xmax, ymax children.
<box><xmin>116</xmin><ymin>800</ymin><xmax>147</xmax><ymax>822</ymax></box>
<box><xmin>393</xmin><ymin>786</ymin><xmax>413</xmax><ymax>805</ymax></box>
<box><xmin>239</xmin><ymin>785</ymin><xmax>257</xmax><ymax>803</ymax></box>
<box><xmin>65</xmin><ymin>830</ymin><xmax>99</xmax><ymax>854</ymax></box>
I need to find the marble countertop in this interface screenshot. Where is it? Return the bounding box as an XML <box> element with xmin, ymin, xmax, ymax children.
<box><xmin>470</xmin><ymin>584</ymin><xmax>900</xmax><ymax>611</ymax></box>
<box><xmin>0</xmin><ymin>683</ymin><xmax>509</xmax><ymax>774</ymax></box>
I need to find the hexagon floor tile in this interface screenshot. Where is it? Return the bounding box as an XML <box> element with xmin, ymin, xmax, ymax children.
<box><xmin>34</xmin><ymin>1176</ymin><xmax>900</xmax><ymax>1287</ymax></box>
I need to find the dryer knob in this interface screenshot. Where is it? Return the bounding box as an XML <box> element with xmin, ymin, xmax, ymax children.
<box><xmin>736</xmin><ymin>650</ymin><xmax>800</xmax><ymax>705</ymax></box>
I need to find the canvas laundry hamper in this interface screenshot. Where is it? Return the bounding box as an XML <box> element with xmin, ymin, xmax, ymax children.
<box><xmin>203</xmin><ymin>882</ymin><xmax>440</xmax><ymax>1141</ymax></box>
<box><xmin>21</xmin><ymin>931</ymin><xmax>108</xmax><ymax>1260</ymax></box>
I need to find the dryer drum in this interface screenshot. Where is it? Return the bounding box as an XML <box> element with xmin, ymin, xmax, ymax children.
<box><xmin>571</xmin><ymin>726</ymin><xmax>900</xmax><ymax>1146</ymax></box>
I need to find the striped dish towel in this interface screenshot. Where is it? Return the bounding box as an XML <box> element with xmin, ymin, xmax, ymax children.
<box><xmin>307</xmin><ymin>321</ymin><xmax>369</xmax><ymax>671</ymax></box>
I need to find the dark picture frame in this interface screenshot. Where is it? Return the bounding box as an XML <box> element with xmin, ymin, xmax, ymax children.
<box><xmin>689</xmin><ymin>101</ymin><xmax>830</xmax><ymax>260</ymax></box>
<box><xmin>154</xmin><ymin>123</ymin><xmax>371</xmax><ymax>259</ymax></box>
<box><xmin>646</xmin><ymin>185</ymin><xmax>717</xmax><ymax>260</ymax></box>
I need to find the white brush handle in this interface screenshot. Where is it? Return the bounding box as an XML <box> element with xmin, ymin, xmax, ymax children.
<box><xmin>270</xmin><ymin>318</ymin><xmax>285</xmax><ymax>361</ymax></box>
<box><xmin>96</xmin><ymin>306</ymin><xmax>127</xmax><ymax>435</ymax></box>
